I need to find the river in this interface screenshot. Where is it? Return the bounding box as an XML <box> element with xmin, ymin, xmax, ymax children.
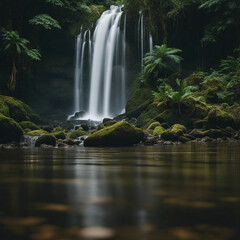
<box><xmin>0</xmin><ymin>143</ymin><xmax>240</xmax><ymax>240</ymax></box>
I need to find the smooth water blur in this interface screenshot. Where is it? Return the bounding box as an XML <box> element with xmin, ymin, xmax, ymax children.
<box><xmin>0</xmin><ymin>143</ymin><xmax>240</xmax><ymax>240</ymax></box>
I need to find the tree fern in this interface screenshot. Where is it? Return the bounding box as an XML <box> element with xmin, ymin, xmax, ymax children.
<box><xmin>29</xmin><ymin>14</ymin><xmax>61</xmax><ymax>30</ymax></box>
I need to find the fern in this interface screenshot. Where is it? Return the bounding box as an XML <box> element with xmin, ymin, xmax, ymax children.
<box><xmin>25</xmin><ymin>49</ymin><xmax>41</xmax><ymax>61</ymax></box>
<box><xmin>29</xmin><ymin>14</ymin><xmax>61</xmax><ymax>30</ymax></box>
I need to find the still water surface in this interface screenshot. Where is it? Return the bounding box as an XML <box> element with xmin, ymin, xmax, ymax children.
<box><xmin>0</xmin><ymin>143</ymin><xmax>240</xmax><ymax>240</ymax></box>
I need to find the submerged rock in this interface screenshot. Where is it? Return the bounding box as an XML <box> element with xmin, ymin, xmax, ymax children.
<box><xmin>0</xmin><ymin>113</ymin><xmax>23</xmax><ymax>144</ymax></box>
<box><xmin>84</xmin><ymin>121</ymin><xmax>144</xmax><ymax>147</ymax></box>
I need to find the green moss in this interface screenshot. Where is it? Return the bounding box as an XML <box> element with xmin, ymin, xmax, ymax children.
<box><xmin>93</xmin><ymin>120</ymin><xmax>118</xmax><ymax>133</ymax></box>
<box><xmin>147</xmin><ymin>121</ymin><xmax>161</xmax><ymax>131</ymax></box>
<box><xmin>153</xmin><ymin>126</ymin><xmax>165</xmax><ymax>136</ymax></box>
<box><xmin>20</xmin><ymin>121</ymin><xmax>40</xmax><ymax>131</ymax></box>
<box><xmin>35</xmin><ymin>134</ymin><xmax>56</xmax><ymax>147</ymax></box>
<box><xmin>24</xmin><ymin>128</ymin><xmax>31</xmax><ymax>133</ymax></box>
<box><xmin>52</xmin><ymin>131</ymin><xmax>66</xmax><ymax>139</ymax></box>
<box><xmin>171</xmin><ymin>124</ymin><xmax>187</xmax><ymax>135</ymax></box>
<box><xmin>204</xmin><ymin>129</ymin><xmax>225</xmax><ymax>138</ymax></box>
<box><xmin>208</xmin><ymin>108</ymin><xmax>235</xmax><ymax>128</ymax></box>
<box><xmin>52</xmin><ymin>127</ymin><xmax>62</xmax><ymax>132</ymax></box>
<box><xmin>0</xmin><ymin>95</ymin><xmax>41</xmax><ymax>123</ymax></box>
<box><xmin>137</xmin><ymin>103</ymin><xmax>160</xmax><ymax>127</ymax></box>
<box><xmin>28</xmin><ymin>130</ymin><xmax>48</xmax><ymax>136</ymax></box>
<box><xmin>190</xmin><ymin>129</ymin><xmax>205</xmax><ymax>138</ymax></box>
<box><xmin>84</xmin><ymin>121</ymin><xmax>144</xmax><ymax>147</ymax></box>
<box><xmin>67</xmin><ymin>129</ymin><xmax>86</xmax><ymax>139</ymax></box>
<box><xmin>0</xmin><ymin>113</ymin><xmax>23</xmax><ymax>143</ymax></box>
<box><xmin>126</xmin><ymin>88</ymin><xmax>153</xmax><ymax>113</ymax></box>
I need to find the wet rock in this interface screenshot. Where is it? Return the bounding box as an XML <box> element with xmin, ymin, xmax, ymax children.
<box><xmin>35</xmin><ymin>135</ymin><xmax>56</xmax><ymax>147</ymax></box>
<box><xmin>62</xmin><ymin>139</ymin><xmax>78</xmax><ymax>146</ymax></box>
<box><xmin>0</xmin><ymin>113</ymin><xmax>23</xmax><ymax>144</ymax></box>
<box><xmin>84</xmin><ymin>121</ymin><xmax>144</xmax><ymax>147</ymax></box>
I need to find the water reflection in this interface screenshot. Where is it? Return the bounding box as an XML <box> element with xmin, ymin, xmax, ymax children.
<box><xmin>0</xmin><ymin>143</ymin><xmax>240</xmax><ymax>239</ymax></box>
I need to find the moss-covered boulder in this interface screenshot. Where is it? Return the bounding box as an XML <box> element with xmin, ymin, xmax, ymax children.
<box><xmin>52</xmin><ymin>127</ymin><xmax>62</xmax><ymax>132</ymax></box>
<box><xmin>0</xmin><ymin>113</ymin><xmax>23</xmax><ymax>143</ymax></box>
<box><xmin>84</xmin><ymin>121</ymin><xmax>144</xmax><ymax>147</ymax></box>
<box><xmin>28</xmin><ymin>130</ymin><xmax>48</xmax><ymax>136</ymax></box>
<box><xmin>35</xmin><ymin>135</ymin><xmax>56</xmax><ymax>147</ymax></box>
<box><xmin>204</xmin><ymin>129</ymin><xmax>228</xmax><ymax>138</ymax></box>
<box><xmin>0</xmin><ymin>95</ymin><xmax>40</xmax><ymax>123</ymax></box>
<box><xmin>67</xmin><ymin>129</ymin><xmax>86</xmax><ymax>139</ymax></box>
<box><xmin>171</xmin><ymin>124</ymin><xmax>187</xmax><ymax>135</ymax></box>
<box><xmin>207</xmin><ymin>108</ymin><xmax>235</xmax><ymax>128</ymax></box>
<box><xmin>161</xmin><ymin>130</ymin><xmax>180</xmax><ymax>141</ymax></box>
<box><xmin>153</xmin><ymin>126</ymin><xmax>165</xmax><ymax>136</ymax></box>
<box><xmin>190</xmin><ymin>129</ymin><xmax>205</xmax><ymax>138</ymax></box>
<box><xmin>20</xmin><ymin>121</ymin><xmax>40</xmax><ymax>131</ymax></box>
<box><xmin>52</xmin><ymin>131</ymin><xmax>66</xmax><ymax>139</ymax></box>
<box><xmin>147</xmin><ymin>122</ymin><xmax>161</xmax><ymax>131</ymax></box>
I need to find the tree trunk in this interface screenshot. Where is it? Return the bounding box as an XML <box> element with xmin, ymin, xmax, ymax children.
<box><xmin>8</xmin><ymin>60</ymin><xmax>17</xmax><ymax>93</ymax></box>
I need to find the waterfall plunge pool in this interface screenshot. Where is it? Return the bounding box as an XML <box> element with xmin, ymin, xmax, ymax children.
<box><xmin>0</xmin><ymin>142</ymin><xmax>240</xmax><ymax>240</ymax></box>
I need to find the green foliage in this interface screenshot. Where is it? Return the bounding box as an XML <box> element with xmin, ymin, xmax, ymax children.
<box><xmin>0</xmin><ymin>28</ymin><xmax>41</xmax><ymax>92</ymax></box>
<box><xmin>144</xmin><ymin>44</ymin><xmax>183</xmax><ymax>86</ymax></box>
<box><xmin>199</xmin><ymin>0</ymin><xmax>240</xmax><ymax>43</ymax></box>
<box><xmin>29</xmin><ymin>14</ymin><xmax>61</xmax><ymax>30</ymax></box>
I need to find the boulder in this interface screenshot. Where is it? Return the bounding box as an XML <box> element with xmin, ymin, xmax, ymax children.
<box><xmin>35</xmin><ymin>135</ymin><xmax>56</xmax><ymax>147</ymax></box>
<box><xmin>153</xmin><ymin>126</ymin><xmax>165</xmax><ymax>136</ymax></box>
<box><xmin>171</xmin><ymin>124</ymin><xmax>187</xmax><ymax>136</ymax></box>
<box><xmin>84</xmin><ymin>121</ymin><xmax>144</xmax><ymax>147</ymax></box>
<box><xmin>67</xmin><ymin>130</ymin><xmax>87</xmax><ymax>139</ymax></box>
<box><xmin>0</xmin><ymin>95</ymin><xmax>41</xmax><ymax>123</ymax></box>
<box><xmin>28</xmin><ymin>130</ymin><xmax>48</xmax><ymax>136</ymax></box>
<box><xmin>161</xmin><ymin>130</ymin><xmax>180</xmax><ymax>141</ymax></box>
<box><xmin>0</xmin><ymin>113</ymin><xmax>23</xmax><ymax>144</ymax></box>
<box><xmin>52</xmin><ymin>131</ymin><xmax>66</xmax><ymax>140</ymax></box>
<box><xmin>207</xmin><ymin>108</ymin><xmax>235</xmax><ymax>128</ymax></box>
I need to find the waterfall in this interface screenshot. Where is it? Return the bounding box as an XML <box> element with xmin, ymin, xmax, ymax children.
<box><xmin>138</xmin><ymin>11</ymin><xmax>154</xmax><ymax>74</ymax></box>
<box><xmin>70</xmin><ymin>5</ymin><xmax>127</xmax><ymax>121</ymax></box>
<box><xmin>74</xmin><ymin>26</ymin><xmax>82</xmax><ymax>113</ymax></box>
<box><xmin>138</xmin><ymin>11</ymin><xmax>144</xmax><ymax>73</ymax></box>
<box><xmin>149</xmin><ymin>33</ymin><xmax>153</xmax><ymax>52</ymax></box>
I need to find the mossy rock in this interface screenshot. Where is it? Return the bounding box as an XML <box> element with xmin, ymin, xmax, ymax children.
<box><xmin>35</xmin><ymin>135</ymin><xmax>56</xmax><ymax>147</ymax></box>
<box><xmin>52</xmin><ymin>127</ymin><xmax>62</xmax><ymax>133</ymax></box>
<box><xmin>93</xmin><ymin>120</ymin><xmax>118</xmax><ymax>133</ymax></box>
<box><xmin>161</xmin><ymin>130</ymin><xmax>180</xmax><ymax>141</ymax></box>
<box><xmin>204</xmin><ymin>129</ymin><xmax>226</xmax><ymax>139</ymax></box>
<box><xmin>52</xmin><ymin>131</ymin><xmax>66</xmax><ymax>140</ymax></box>
<box><xmin>20</xmin><ymin>121</ymin><xmax>40</xmax><ymax>131</ymax></box>
<box><xmin>137</xmin><ymin>103</ymin><xmax>160</xmax><ymax>127</ymax></box>
<box><xmin>147</xmin><ymin>122</ymin><xmax>161</xmax><ymax>131</ymax></box>
<box><xmin>0</xmin><ymin>95</ymin><xmax>41</xmax><ymax>123</ymax></box>
<box><xmin>183</xmin><ymin>134</ymin><xmax>196</xmax><ymax>140</ymax></box>
<box><xmin>207</xmin><ymin>108</ymin><xmax>235</xmax><ymax>128</ymax></box>
<box><xmin>0</xmin><ymin>113</ymin><xmax>23</xmax><ymax>143</ymax></box>
<box><xmin>153</xmin><ymin>126</ymin><xmax>165</xmax><ymax>136</ymax></box>
<box><xmin>126</xmin><ymin>88</ymin><xmax>153</xmax><ymax>113</ymax></box>
<box><xmin>28</xmin><ymin>130</ymin><xmax>48</xmax><ymax>136</ymax></box>
<box><xmin>67</xmin><ymin>129</ymin><xmax>86</xmax><ymax>139</ymax></box>
<box><xmin>84</xmin><ymin>121</ymin><xmax>144</xmax><ymax>147</ymax></box>
<box><xmin>171</xmin><ymin>124</ymin><xmax>187</xmax><ymax>136</ymax></box>
<box><xmin>189</xmin><ymin>129</ymin><xmax>205</xmax><ymax>138</ymax></box>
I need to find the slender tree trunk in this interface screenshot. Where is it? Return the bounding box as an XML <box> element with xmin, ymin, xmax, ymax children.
<box><xmin>9</xmin><ymin>59</ymin><xmax>17</xmax><ymax>93</ymax></box>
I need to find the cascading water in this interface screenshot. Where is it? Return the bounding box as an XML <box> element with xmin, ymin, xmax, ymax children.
<box><xmin>69</xmin><ymin>5</ymin><xmax>127</xmax><ymax>121</ymax></box>
<box><xmin>138</xmin><ymin>11</ymin><xmax>154</xmax><ymax>73</ymax></box>
<box><xmin>69</xmin><ymin>6</ymin><xmax>153</xmax><ymax>121</ymax></box>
